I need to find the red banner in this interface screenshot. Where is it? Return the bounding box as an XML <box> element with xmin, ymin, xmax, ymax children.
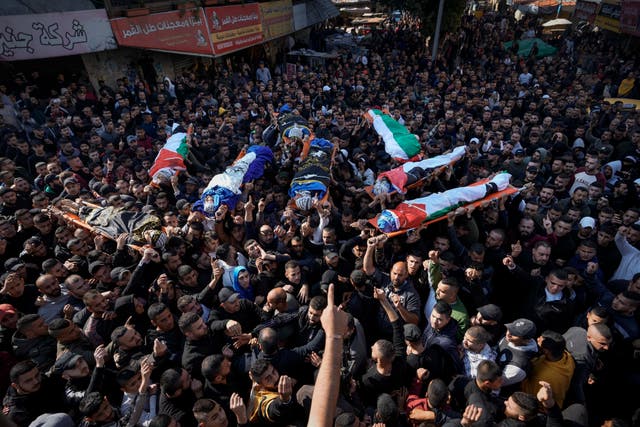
<box><xmin>205</xmin><ymin>4</ymin><xmax>263</xmax><ymax>55</ymax></box>
<box><xmin>110</xmin><ymin>8</ymin><xmax>213</xmax><ymax>55</ymax></box>
<box><xmin>621</xmin><ymin>0</ymin><xmax>640</xmax><ymax>36</ymax></box>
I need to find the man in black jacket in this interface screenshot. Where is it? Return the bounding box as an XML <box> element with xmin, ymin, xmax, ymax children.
<box><xmin>179</xmin><ymin>312</ymin><xmax>223</xmax><ymax>380</ymax></box>
<box><xmin>3</xmin><ymin>360</ymin><xmax>66</xmax><ymax>427</ymax></box>
<box><xmin>208</xmin><ymin>288</ymin><xmax>267</xmax><ymax>350</ymax></box>
<box><xmin>146</xmin><ymin>303</ymin><xmax>184</xmax><ymax>363</ymax></box>
<box><xmin>503</xmin><ymin>257</ymin><xmax>576</xmax><ymax>333</ymax></box>
<box><xmin>159</xmin><ymin>368</ymin><xmax>202</xmax><ymax>427</ymax></box>
<box><xmin>12</xmin><ymin>314</ymin><xmax>57</xmax><ymax>371</ymax></box>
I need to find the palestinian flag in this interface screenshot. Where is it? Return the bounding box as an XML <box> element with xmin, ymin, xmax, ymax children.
<box><xmin>374</xmin><ymin>146</ymin><xmax>466</xmax><ymax>195</ymax></box>
<box><xmin>377</xmin><ymin>173</ymin><xmax>513</xmax><ymax>233</ymax></box>
<box><xmin>364</xmin><ymin>109</ymin><xmax>421</xmax><ymax>162</ymax></box>
<box><xmin>149</xmin><ymin>124</ymin><xmax>190</xmax><ymax>184</ymax></box>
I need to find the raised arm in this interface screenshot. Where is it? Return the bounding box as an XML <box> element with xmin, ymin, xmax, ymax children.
<box><xmin>309</xmin><ymin>284</ymin><xmax>349</xmax><ymax>427</ymax></box>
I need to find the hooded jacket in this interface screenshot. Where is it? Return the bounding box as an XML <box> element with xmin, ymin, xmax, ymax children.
<box><xmin>12</xmin><ymin>332</ymin><xmax>57</xmax><ymax>371</ymax></box>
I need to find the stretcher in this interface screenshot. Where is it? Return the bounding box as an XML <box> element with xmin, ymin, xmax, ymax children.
<box><xmin>368</xmin><ymin>174</ymin><xmax>519</xmax><ymax>237</ymax></box>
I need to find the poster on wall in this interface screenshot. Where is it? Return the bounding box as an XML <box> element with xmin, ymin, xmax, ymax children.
<box><xmin>260</xmin><ymin>0</ymin><xmax>293</xmax><ymax>41</ymax></box>
<box><xmin>110</xmin><ymin>8</ymin><xmax>213</xmax><ymax>55</ymax></box>
<box><xmin>0</xmin><ymin>9</ymin><xmax>116</xmax><ymax>61</ymax></box>
<box><xmin>205</xmin><ymin>4</ymin><xmax>263</xmax><ymax>55</ymax></box>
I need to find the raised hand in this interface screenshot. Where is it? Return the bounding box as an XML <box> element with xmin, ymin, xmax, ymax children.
<box><xmin>230</xmin><ymin>393</ymin><xmax>248</xmax><ymax>425</ymax></box>
<box><xmin>503</xmin><ymin>255</ymin><xmax>516</xmax><ymax>269</ymax></box>
<box><xmin>461</xmin><ymin>404</ymin><xmax>483</xmax><ymax>427</ymax></box>
<box><xmin>278</xmin><ymin>375</ymin><xmax>293</xmax><ymax>402</ymax></box>
<box><xmin>511</xmin><ymin>240</ymin><xmax>522</xmax><ymax>258</ymax></box>
<box><xmin>321</xmin><ymin>283</ymin><xmax>349</xmax><ymax>338</ymax></box>
<box><xmin>537</xmin><ymin>381</ymin><xmax>556</xmax><ymax>408</ymax></box>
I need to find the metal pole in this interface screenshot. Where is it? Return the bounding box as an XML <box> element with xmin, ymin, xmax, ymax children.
<box><xmin>431</xmin><ymin>0</ymin><xmax>446</xmax><ymax>62</ymax></box>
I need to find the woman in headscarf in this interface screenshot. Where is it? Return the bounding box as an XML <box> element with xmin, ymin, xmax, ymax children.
<box><xmin>232</xmin><ymin>266</ymin><xmax>254</xmax><ymax>302</ymax></box>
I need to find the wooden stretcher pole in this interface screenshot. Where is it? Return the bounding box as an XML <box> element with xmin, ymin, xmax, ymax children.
<box><xmin>50</xmin><ymin>206</ymin><xmax>145</xmax><ymax>253</ymax></box>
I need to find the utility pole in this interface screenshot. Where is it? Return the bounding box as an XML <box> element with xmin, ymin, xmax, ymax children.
<box><xmin>431</xmin><ymin>0</ymin><xmax>446</xmax><ymax>62</ymax></box>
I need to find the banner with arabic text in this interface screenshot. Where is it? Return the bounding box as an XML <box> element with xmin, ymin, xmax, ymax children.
<box><xmin>110</xmin><ymin>8</ymin><xmax>213</xmax><ymax>55</ymax></box>
<box><xmin>620</xmin><ymin>0</ymin><xmax>640</xmax><ymax>36</ymax></box>
<box><xmin>205</xmin><ymin>4</ymin><xmax>263</xmax><ymax>55</ymax></box>
<box><xmin>594</xmin><ymin>1</ymin><xmax>621</xmax><ymax>32</ymax></box>
<box><xmin>0</xmin><ymin>9</ymin><xmax>116</xmax><ymax>61</ymax></box>
<box><xmin>260</xmin><ymin>0</ymin><xmax>293</xmax><ymax>42</ymax></box>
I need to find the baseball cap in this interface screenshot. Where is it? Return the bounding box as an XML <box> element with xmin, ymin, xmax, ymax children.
<box><xmin>514</xmin><ymin>148</ymin><xmax>525</xmax><ymax>156</ymax></box>
<box><xmin>322</xmin><ymin>85</ymin><xmax>331</xmax><ymax>92</ymax></box>
<box><xmin>126</xmin><ymin>135</ymin><xmax>137</xmax><ymax>144</ymax></box>
<box><xmin>52</xmin><ymin>352</ymin><xmax>83</xmax><ymax>375</ymax></box>
<box><xmin>0</xmin><ymin>303</ymin><xmax>17</xmax><ymax>321</ymax></box>
<box><xmin>505</xmin><ymin>318</ymin><xmax>536</xmax><ymax>339</ymax></box>
<box><xmin>218</xmin><ymin>287</ymin><xmax>239</xmax><ymax>304</ymax></box>
<box><xmin>63</xmin><ymin>177</ymin><xmax>78</xmax><ymax>186</ymax></box>
<box><xmin>526</xmin><ymin>166</ymin><xmax>539</xmax><ymax>173</ymax></box>
<box><xmin>572</xmin><ymin>138</ymin><xmax>585</xmax><ymax>149</ymax></box>
<box><xmin>477</xmin><ymin>304</ymin><xmax>503</xmax><ymax>322</ymax></box>
<box><xmin>469</xmin><ymin>137</ymin><xmax>480</xmax><ymax>145</ymax></box>
<box><xmin>579</xmin><ymin>216</ymin><xmax>596</xmax><ymax>229</ymax></box>
<box><xmin>403</xmin><ymin>324</ymin><xmax>422</xmax><ymax>342</ymax></box>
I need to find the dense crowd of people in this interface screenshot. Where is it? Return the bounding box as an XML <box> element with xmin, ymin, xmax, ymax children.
<box><xmin>0</xmin><ymin>7</ymin><xmax>639</xmax><ymax>427</ymax></box>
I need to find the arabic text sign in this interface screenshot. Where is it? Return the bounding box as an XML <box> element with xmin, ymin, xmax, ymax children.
<box><xmin>260</xmin><ymin>0</ymin><xmax>294</xmax><ymax>41</ymax></box>
<box><xmin>0</xmin><ymin>9</ymin><xmax>116</xmax><ymax>61</ymax></box>
<box><xmin>110</xmin><ymin>8</ymin><xmax>212</xmax><ymax>55</ymax></box>
<box><xmin>206</xmin><ymin>4</ymin><xmax>263</xmax><ymax>55</ymax></box>
<box><xmin>594</xmin><ymin>2</ymin><xmax>621</xmax><ymax>32</ymax></box>
<box><xmin>620</xmin><ymin>0</ymin><xmax>640</xmax><ymax>36</ymax></box>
